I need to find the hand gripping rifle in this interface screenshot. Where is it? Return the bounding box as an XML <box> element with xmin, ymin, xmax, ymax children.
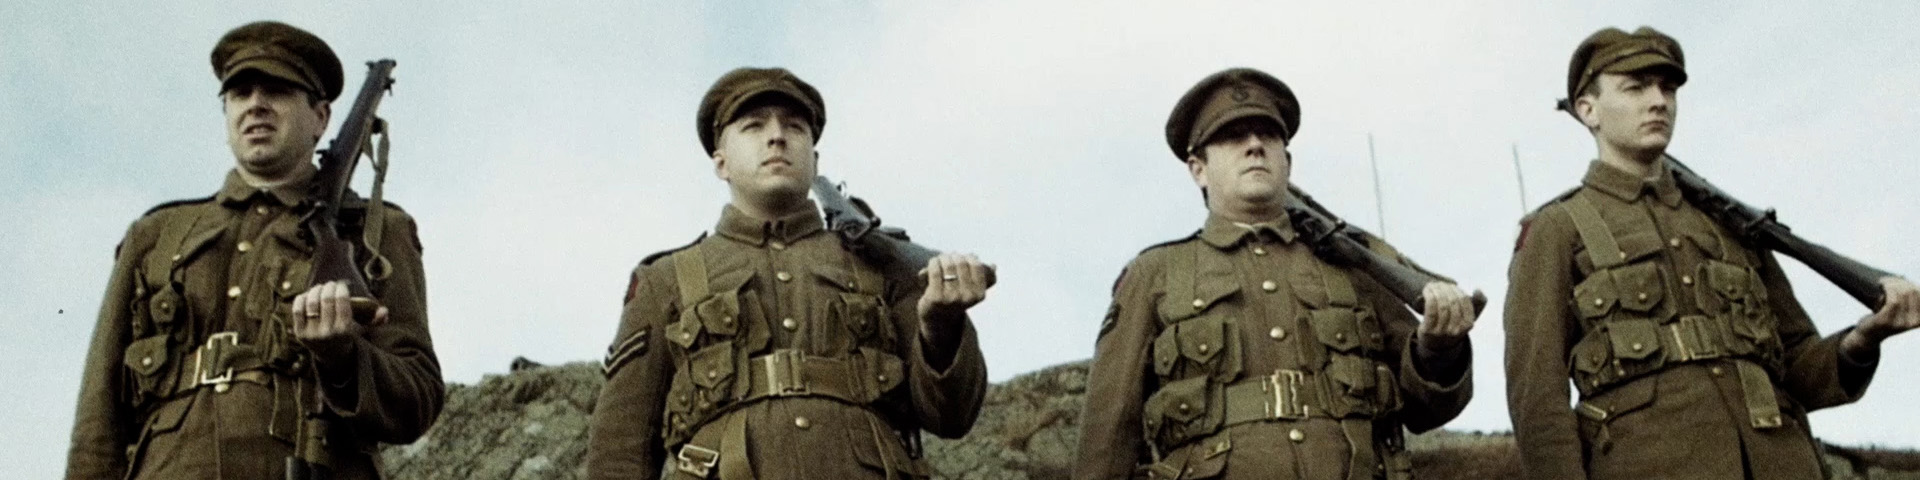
<box><xmin>288</xmin><ymin>58</ymin><xmax>396</xmax><ymax>480</ymax></box>
<box><xmin>1282</xmin><ymin>184</ymin><xmax>1487</xmax><ymax>315</ymax></box>
<box><xmin>811</xmin><ymin>174</ymin><xmax>996</xmax><ymax>286</ymax></box>
<box><xmin>1666</xmin><ymin>155</ymin><xmax>1896</xmax><ymax>310</ymax></box>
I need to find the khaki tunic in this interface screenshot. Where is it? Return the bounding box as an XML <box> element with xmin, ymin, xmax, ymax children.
<box><xmin>1076</xmin><ymin>214</ymin><xmax>1472</xmax><ymax>480</ymax></box>
<box><xmin>588</xmin><ymin>202</ymin><xmax>988</xmax><ymax>480</ymax></box>
<box><xmin>66</xmin><ymin>170</ymin><xmax>445</xmax><ymax>480</ymax></box>
<box><xmin>1504</xmin><ymin>160</ymin><xmax>1877</xmax><ymax>480</ymax></box>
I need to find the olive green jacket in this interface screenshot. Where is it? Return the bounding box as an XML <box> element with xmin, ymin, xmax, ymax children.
<box><xmin>66</xmin><ymin>170</ymin><xmax>444</xmax><ymax>479</ymax></box>
<box><xmin>588</xmin><ymin>202</ymin><xmax>987</xmax><ymax>480</ymax></box>
<box><xmin>1504</xmin><ymin>160</ymin><xmax>1877</xmax><ymax>480</ymax></box>
<box><xmin>1076</xmin><ymin>214</ymin><xmax>1472</xmax><ymax>480</ymax></box>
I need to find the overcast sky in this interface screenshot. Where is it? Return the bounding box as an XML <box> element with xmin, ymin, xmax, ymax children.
<box><xmin>5</xmin><ymin>1</ymin><xmax>1918</xmax><ymax>477</ymax></box>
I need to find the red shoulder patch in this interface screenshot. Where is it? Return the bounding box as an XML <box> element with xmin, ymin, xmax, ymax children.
<box><xmin>1514</xmin><ymin>218</ymin><xmax>1535</xmax><ymax>252</ymax></box>
<box><xmin>623</xmin><ymin>270</ymin><xmax>641</xmax><ymax>304</ymax></box>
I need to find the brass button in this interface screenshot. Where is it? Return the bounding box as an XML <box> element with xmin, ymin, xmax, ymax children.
<box><xmin>680</xmin><ymin>332</ymin><xmax>694</xmax><ymax>341</ymax></box>
<box><xmin>170</xmin><ymin>254</ymin><xmax>182</xmax><ymax>262</ymax></box>
<box><xmin>1631</xmin><ymin>343</ymin><xmax>1644</xmax><ymax>351</ymax></box>
<box><xmin>1288</xmin><ymin>429</ymin><xmax>1305</xmax><ymax>442</ymax></box>
<box><xmin>1669</xmin><ymin>238</ymin><xmax>1682</xmax><ymax>248</ymax></box>
<box><xmin>237</xmin><ymin>241</ymin><xmax>252</xmax><ymax>253</ymax></box>
<box><xmin>1681</xmin><ymin>275</ymin><xmax>1694</xmax><ymax>285</ymax></box>
<box><xmin>1252</xmin><ymin>247</ymin><xmax>1268</xmax><ymax>256</ymax></box>
<box><xmin>1617</xmin><ymin>251</ymin><xmax>1627</xmax><ymax>260</ymax></box>
<box><xmin>782</xmin><ymin>318</ymin><xmax>799</xmax><ymax>331</ymax></box>
<box><xmin>1261</xmin><ymin>280</ymin><xmax>1278</xmax><ymax>292</ymax></box>
<box><xmin>1636</xmin><ymin>292</ymin><xmax>1649</xmax><ymax>301</ymax></box>
<box><xmin>214</xmin><ymin>383</ymin><xmax>231</xmax><ymax>393</ymax></box>
<box><xmin>794</xmin><ymin>416</ymin><xmax>811</xmax><ymax>429</ymax></box>
<box><xmin>1177</xmin><ymin>403</ymin><xmax>1191</xmax><ymax>413</ymax></box>
<box><xmin>876</xmin><ymin>374</ymin><xmax>888</xmax><ymax>383</ymax></box>
<box><xmin>140</xmin><ymin>357</ymin><xmax>152</xmax><ymax>367</ymax></box>
<box><xmin>1593</xmin><ymin>298</ymin><xmax>1604</xmax><ymax>307</ymax></box>
<box><xmin>255</xmin><ymin>206</ymin><xmax>270</xmax><ymax>215</ymax></box>
<box><xmin>281</xmin><ymin>280</ymin><xmax>293</xmax><ymax>291</ymax></box>
<box><xmin>705</xmin><ymin>370</ymin><xmax>718</xmax><ymax>380</ymax></box>
<box><xmin>1191</xmin><ymin>298</ymin><xmax>1205</xmax><ymax>309</ymax></box>
<box><xmin>1196</xmin><ymin>343</ymin><xmax>1210</xmax><ymax>354</ymax></box>
<box><xmin>770</xmin><ymin>241</ymin><xmax>786</xmax><ymax>250</ymax></box>
<box><xmin>722</xmin><ymin>316</ymin><xmax>734</xmax><ymax>326</ymax></box>
<box><xmin>776</xmin><ymin>271</ymin><xmax>792</xmax><ymax>282</ymax></box>
<box><xmin>227</xmin><ymin>286</ymin><xmax>242</xmax><ymax>299</ymax></box>
<box><xmin>1335</xmin><ymin>332</ymin><xmax>1347</xmax><ymax>342</ymax></box>
<box><xmin>1710</xmin><ymin>366</ymin><xmax>1724</xmax><ymax>376</ymax></box>
<box><xmin>1269</xmin><ymin>327</ymin><xmax>1286</xmax><ymax>340</ymax></box>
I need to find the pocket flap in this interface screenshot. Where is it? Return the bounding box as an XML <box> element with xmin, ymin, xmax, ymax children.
<box><xmin>687</xmin><ymin>343</ymin><xmax>736</xmax><ymax>388</ymax></box>
<box><xmin>1613</xmin><ymin>263</ymin><xmax>1665</xmax><ymax>312</ymax></box>
<box><xmin>1159</xmin><ymin>278</ymin><xmax>1241</xmax><ymax>322</ymax></box>
<box><xmin>1309</xmin><ymin>309</ymin><xmax>1362</xmax><ymax>353</ymax></box>
<box><xmin>839</xmin><ymin>293</ymin><xmax>883</xmax><ymax>339</ymax></box>
<box><xmin>811</xmin><ymin>264</ymin><xmax>861</xmax><ymax>292</ymax></box>
<box><xmin>1589</xmin><ymin>375</ymin><xmax>1657</xmax><ymax>418</ymax></box>
<box><xmin>1289</xmin><ymin>266</ymin><xmax>1330</xmax><ymax>309</ymax></box>
<box><xmin>1177</xmin><ymin>317</ymin><xmax>1225</xmax><ymax>364</ymax></box>
<box><xmin>1152</xmin><ymin>376</ymin><xmax>1211</xmax><ymax>424</ymax></box>
<box><xmin>1153</xmin><ymin>326</ymin><xmax>1180</xmax><ymax>376</ymax></box>
<box><xmin>1706</xmin><ymin>261</ymin><xmax>1752</xmax><ymax>300</ymax></box>
<box><xmin>665</xmin><ymin>316</ymin><xmax>701</xmax><ymax>349</ymax></box>
<box><xmin>1607</xmin><ymin>318</ymin><xmax>1662</xmax><ymax>360</ymax></box>
<box><xmin>694</xmin><ymin>291</ymin><xmax>742</xmax><ymax>336</ymax></box>
<box><xmin>1615</xmin><ymin>231</ymin><xmax>1665</xmax><ymax>264</ymax></box>
<box><xmin>1570</xmin><ymin>329</ymin><xmax>1610</xmax><ymax>375</ymax></box>
<box><xmin>1573</xmin><ymin>271</ymin><xmax>1619</xmax><ymax>319</ymax></box>
<box><xmin>1680</xmin><ymin>219</ymin><xmax>1725</xmax><ymax>260</ymax></box>
<box><xmin>123</xmin><ymin>335</ymin><xmax>171</xmax><ymax>377</ymax></box>
<box><xmin>148</xmin><ymin>289</ymin><xmax>183</xmax><ymax>327</ymax></box>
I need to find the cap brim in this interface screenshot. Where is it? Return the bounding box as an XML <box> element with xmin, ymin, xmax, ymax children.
<box><xmin>1605</xmin><ymin>53</ymin><xmax>1687</xmax><ymax>83</ymax></box>
<box><xmin>220</xmin><ymin>58</ymin><xmax>319</xmax><ymax>94</ymax></box>
<box><xmin>719</xmin><ymin>86</ymin><xmax>820</xmax><ymax>128</ymax></box>
<box><xmin>1190</xmin><ymin>106</ymin><xmax>1286</xmax><ymax>154</ymax></box>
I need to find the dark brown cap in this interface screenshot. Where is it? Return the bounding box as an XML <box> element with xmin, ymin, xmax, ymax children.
<box><xmin>1165</xmin><ymin>68</ymin><xmax>1299</xmax><ymax>161</ymax></box>
<box><xmin>696</xmin><ymin>67</ymin><xmax>826</xmax><ymax>155</ymax></box>
<box><xmin>210</xmin><ymin>21</ymin><xmax>343</xmax><ymax>101</ymax></box>
<box><xmin>1558</xmin><ymin>26</ymin><xmax>1686</xmax><ymax>111</ymax></box>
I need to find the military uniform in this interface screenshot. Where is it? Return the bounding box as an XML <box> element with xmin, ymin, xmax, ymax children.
<box><xmin>587</xmin><ymin>68</ymin><xmax>988</xmax><ymax>480</ymax></box>
<box><xmin>1075</xmin><ymin>68</ymin><xmax>1472</xmax><ymax>480</ymax></box>
<box><xmin>64</xmin><ymin>21</ymin><xmax>443</xmax><ymax>480</ymax></box>
<box><xmin>1504</xmin><ymin>27</ymin><xmax>1878</xmax><ymax>480</ymax></box>
<box><xmin>1505</xmin><ymin>160</ymin><xmax>1876</xmax><ymax>480</ymax></box>
<box><xmin>66</xmin><ymin>172</ymin><xmax>443</xmax><ymax>479</ymax></box>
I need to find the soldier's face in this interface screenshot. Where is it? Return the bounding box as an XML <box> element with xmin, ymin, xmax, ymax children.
<box><xmin>1579</xmin><ymin>71</ymin><xmax>1679</xmax><ymax>155</ymax></box>
<box><xmin>713</xmin><ymin>103</ymin><xmax>817</xmax><ymax>202</ymax></box>
<box><xmin>222</xmin><ymin>75</ymin><xmax>330</xmax><ymax>179</ymax></box>
<box><xmin>1189</xmin><ymin>117</ymin><xmax>1291</xmax><ymax>210</ymax></box>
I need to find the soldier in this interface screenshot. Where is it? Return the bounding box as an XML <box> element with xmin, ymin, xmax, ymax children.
<box><xmin>1075</xmin><ymin>68</ymin><xmax>1477</xmax><ymax>480</ymax></box>
<box><xmin>1504</xmin><ymin>26</ymin><xmax>1920</xmax><ymax>480</ymax></box>
<box><xmin>64</xmin><ymin>21</ymin><xmax>444</xmax><ymax>479</ymax></box>
<box><xmin>587</xmin><ymin>67</ymin><xmax>991</xmax><ymax>480</ymax></box>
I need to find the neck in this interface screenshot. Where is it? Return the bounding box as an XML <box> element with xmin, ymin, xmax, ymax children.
<box><xmin>1595</xmin><ymin>141</ymin><xmax>1664</xmax><ymax>179</ymax></box>
<box><xmin>729</xmin><ymin>193</ymin><xmax>811</xmax><ymax>222</ymax></box>
<box><xmin>237</xmin><ymin>161</ymin><xmax>315</xmax><ymax>188</ymax></box>
<box><xmin>1210</xmin><ymin>195</ymin><xmax>1289</xmax><ymax>225</ymax></box>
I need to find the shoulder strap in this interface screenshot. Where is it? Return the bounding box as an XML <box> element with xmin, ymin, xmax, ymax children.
<box><xmin>672</xmin><ymin>241</ymin><xmax>710</xmax><ymax>308</ymax></box>
<box><xmin>1563</xmin><ymin>195</ymin><xmax>1625</xmax><ymax>270</ymax></box>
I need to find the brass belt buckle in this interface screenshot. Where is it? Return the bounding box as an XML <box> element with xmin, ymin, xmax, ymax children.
<box><xmin>196</xmin><ymin>332</ymin><xmax>240</xmax><ymax>392</ymax></box>
<box><xmin>675</xmin><ymin>443</ymin><xmax>720</xmax><ymax>476</ymax></box>
<box><xmin>765</xmin><ymin>349</ymin><xmax>808</xmax><ymax>396</ymax></box>
<box><xmin>1268</xmin><ymin>369</ymin><xmax>1309</xmax><ymax>420</ymax></box>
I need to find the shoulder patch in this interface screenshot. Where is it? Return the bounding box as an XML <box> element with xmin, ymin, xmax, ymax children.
<box><xmin>1138</xmin><ymin>229</ymin><xmax>1201</xmax><ymax>255</ymax></box>
<box><xmin>141</xmin><ymin>195</ymin><xmax>216</xmax><ymax>217</ymax></box>
<box><xmin>1515</xmin><ymin>186</ymin><xmax>1582</xmax><ymax>251</ymax></box>
<box><xmin>641</xmin><ymin>232</ymin><xmax>708</xmax><ymax>266</ymax></box>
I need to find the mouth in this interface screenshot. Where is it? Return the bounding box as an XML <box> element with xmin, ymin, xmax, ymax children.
<box><xmin>241</xmin><ymin>123</ymin><xmax>277</xmax><ymax>138</ymax></box>
<box><xmin>761</xmin><ymin>157</ymin><xmax>793</xmax><ymax>168</ymax></box>
<box><xmin>1642</xmin><ymin>119</ymin><xmax>1672</xmax><ymax>131</ymax></box>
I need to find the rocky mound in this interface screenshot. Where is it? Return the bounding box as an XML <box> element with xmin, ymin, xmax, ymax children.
<box><xmin>380</xmin><ymin>359</ymin><xmax>1920</xmax><ymax>479</ymax></box>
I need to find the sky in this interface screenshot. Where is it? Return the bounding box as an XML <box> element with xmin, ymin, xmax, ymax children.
<box><xmin>4</xmin><ymin>1</ymin><xmax>1918</xmax><ymax>477</ymax></box>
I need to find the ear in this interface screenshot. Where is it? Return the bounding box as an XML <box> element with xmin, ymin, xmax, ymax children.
<box><xmin>313</xmin><ymin>100</ymin><xmax>333</xmax><ymax>141</ymax></box>
<box><xmin>1573</xmin><ymin>95</ymin><xmax>1600</xmax><ymax>130</ymax></box>
<box><xmin>712</xmin><ymin>150</ymin><xmax>730</xmax><ymax>181</ymax></box>
<box><xmin>1186</xmin><ymin>155</ymin><xmax>1209</xmax><ymax>189</ymax></box>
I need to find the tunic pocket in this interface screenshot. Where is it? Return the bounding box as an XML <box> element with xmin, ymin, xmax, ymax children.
<box><xmin>1143</xmin><ymin>376</ymin><xmax>1219</xmax><ymax>449</ymax></box>
<box><xmin>122</xmin><ymin>335</ymin><xmax>172</xmax><ymax>405</ymax></box>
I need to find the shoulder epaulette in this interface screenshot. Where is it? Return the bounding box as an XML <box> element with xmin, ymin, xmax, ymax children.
<box><xmin>641</xmin><ymin>232</ymin><xmax>708</xmax><ymax>266</ymax></box>
<box><xmin>141</xmin><ymin>195</ymin><xmax>216</xmax><ymax>217</ymax></box>
<box><xmin>1138</xmin><ymin>229</ymin><xmax>1201</xmax><ymax>255</ymax></box>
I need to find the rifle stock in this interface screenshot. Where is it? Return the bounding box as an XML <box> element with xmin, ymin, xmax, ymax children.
<box><xmin>1665</xmin><ymin>156</ymin><xmax>1893</xmax><ymax>310</ymax></box>
<box><xmin>304</xmin><ymin>59</ymin><xmax>396</xmax><ymax>325</ymax></box>
<box><xmin>1284</xmin><ymin>185</ymin><xmax>1487</xmax><ymax>315</ymax></box>
<box><xmin>811</xmin><ymin>175</ymin><xmax>994</xmax><ymax>285</ymax></box>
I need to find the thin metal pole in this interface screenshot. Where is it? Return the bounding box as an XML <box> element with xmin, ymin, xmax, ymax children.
<box><xmin>1512</xmin><ymin>143</ymin><xmax>1530</xmax><ymax>213</ymax></box>
<box><xmin>1368</xmin><ymin>133</ymin><xmax>1387</xmax><ymax>237</ymax></box>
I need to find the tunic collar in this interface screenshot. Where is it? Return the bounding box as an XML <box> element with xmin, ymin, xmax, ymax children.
<box><xmin>214</xmin><ymin>168</ymin><xmax>311</xmax><ymax>208</ymax></box>
<box><xmin>715</xmin><ymin>200</ymin><xmax>826</xmax><ymax>246</ymax></box>
<box><xmin>1197</xmin><ymin>212</ymin><xmax>1299</xmax><ymax>249</ymax></box>
<box><xmin>1582</xmin><ymin>159</ymin><xmax>1684</xmax><ymax>207</ymax></box>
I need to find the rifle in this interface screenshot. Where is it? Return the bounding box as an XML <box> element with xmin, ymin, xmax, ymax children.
<box><xmin>811</xmin><ymin>174</ymin><xmax>995</xmax><ymax>286</ymax></box>
<box><xmin>288</xmin><ymin>58</ymin><xmax>397</xmax><ymax>480</ymax></box>
<box><xmin>1283</xmin><ymin>184</ymin><xmax>1488</xmax><ymax>315</ymax></box>
<box><xmin>304</xmin><ymin>59</ymin><xmax>396</xmax><ymax>325</ymax></box>
<box><xmin>1666</xmin><ymin>155</ymin><xmax>1894</xmax><ymax>310</ymax></box>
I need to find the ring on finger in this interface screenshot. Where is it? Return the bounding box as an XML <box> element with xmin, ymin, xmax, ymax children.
<box><xmin>941</xmin><ymin>274</ymin><xmax>959</xmax><ymax>282</ymax></box>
